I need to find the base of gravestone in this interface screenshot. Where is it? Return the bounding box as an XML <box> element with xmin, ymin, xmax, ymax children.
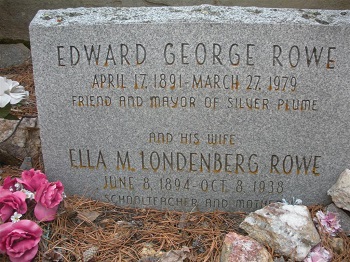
<box><xmin>1</xmin><ymin>165</ymin><xmax>350</xmax><ymax>261</ymax></box>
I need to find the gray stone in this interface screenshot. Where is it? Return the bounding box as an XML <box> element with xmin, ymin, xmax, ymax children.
<box><xmin>240</xmin><ymin>202</ymin><xmax>320</xmax><ymax>261</ymax></box>
<box><xmin>0</xmin><ymin>118</ymin><xmax>41</xmax><ymax>166</ymax></box>
<box><xmin>0</xmin><ymin>44</ymin><xmax>31</xmax><ymax>68</ymax></box>
<box><xmin>273</xmin><ymin>258</ymin><xmax>287</xmax><ymax>262</ymax></box>
<box><xmin>2</xmin><ymin>1</ymin><xmax>350</xmax><ymax>42</ymax></box>
<box><xmin>329</xmin><ymin>237</ymin><xmax>344</xmax><ymax>254</ymax></box>
<box><xmin>20</xmin><ymin>157</ymin><xmax>33</xmax><ymax>170</ymax></box>
<box><xmin>327</xmin><ymin>169</ymin><xmax>350</xmax><ymax>211</ymax></box>
<box><xmin>30</xmin><ymin>6</ymin><xmax>350</xmax><ymax>212</ymax></box>
<box><xmin>220</xmin><ymin>232</ymin><xmax>272</xmax><ymax>262</ymax></box>
<box><xmin>326</xmin><ymin>203</ymin><xmax>350</xmax><ymax>235</ymax></box>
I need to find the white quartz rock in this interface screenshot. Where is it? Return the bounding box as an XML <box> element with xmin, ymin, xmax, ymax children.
<box><xmin>328</xmin><ymin>169</ymin><xmax>350</xmax><ymax>211</ymax></box>
<box><xmin>240</xmin><ymin>202</ymin><xmax>320</xmax><ymax>261</ymax></box>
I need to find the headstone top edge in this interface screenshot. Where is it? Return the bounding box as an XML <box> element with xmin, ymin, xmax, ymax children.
<box><xmin>29</xmin><ymin>5</ymin><xmax>350</xmax><ymax>28</ymax></box>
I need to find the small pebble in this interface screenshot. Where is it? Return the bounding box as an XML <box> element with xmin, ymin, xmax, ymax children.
<box><xmin>20</xmin><ymin>157</ymin><xmax>32</xmax><ymax>170</ymax></box>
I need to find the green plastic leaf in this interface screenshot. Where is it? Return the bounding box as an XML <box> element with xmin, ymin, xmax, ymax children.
<box><xmin>0</xmin><ymin>103</ymin><xmax>11</xmax><ymax>118</ymax></box>
<box><xmin>4</xmin><ymin>113</ymin><xmax>19</xmax><ymax>120</ymax></box>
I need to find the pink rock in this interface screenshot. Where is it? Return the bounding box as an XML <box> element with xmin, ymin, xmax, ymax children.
<box><xmin>220</xmin><ymin>232</ymin><xmax>273</xmax><ymax>262</ymax></box>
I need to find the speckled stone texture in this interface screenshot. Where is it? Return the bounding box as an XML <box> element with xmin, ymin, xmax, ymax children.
<box><xmin>220</xmin><ymin>232</ymin><xmax>272</xmax><ymax>262</ymax></box>
<box><xmin>0</xmin><ymin>44</ymin><xmax>31</xmax><ymax>68</ymax></box>
<box><xmin>30</xmin><ymin>6</ymin><xmax>350</xmax><ymax>212</ymax></box>
<box><xmin>240</xmin><ymin>202</ymin><xmax>320</xmax><ymax>261</ymax></box>
<box><xmin>0</xmin><ymin>118</ymin><xmax>40</xmax><ymax>166</ymax></box>
<box><xmin>326</xmin><ymin>203</ymin><xmax>350</xmax><ymax>235</ymax></box>
<box><xmin>328</xmin><ymin>169</ymin><xmax>350</xmax><ymax>211</ymax></box>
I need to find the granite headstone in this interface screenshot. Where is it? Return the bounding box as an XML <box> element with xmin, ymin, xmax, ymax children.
<box><xmin>30</xmin><ymin>6</ymin><xmax>350</xmax><ymax>212</ymax></box>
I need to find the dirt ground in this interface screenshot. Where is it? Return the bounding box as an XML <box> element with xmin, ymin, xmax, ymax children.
<box><xmin>0</xmin><ymin>64</ymin><xmax>349</xmax><ymax>261</ymax></box>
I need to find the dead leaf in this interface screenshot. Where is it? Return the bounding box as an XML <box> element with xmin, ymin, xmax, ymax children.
<box><xmin>177</xmin><ymin>213</ymin><xmax>188</xmax><ymax>229</ymax></box>
<box><xmin>98</xmin><ymin>218</ymin><xmax>115</xmax><ymax>228</ymax></box>
<box><xmin>83</xmin><ymin>246</ymin><xmax>99</xmax><ymax>262</ymax></box>
<box><xmin>140</xmin><ymin>243</ymin><xmax>157</xmax><ymax>257</ymax></box>
<box><xmin>138</xmin><ymin>257</ymin><xmax>159</xmax><ymax>262</ymax></box>
<box><xmin>159</xmin><ymin>246</ymin><xmax>190</xmax><ymax>262</ymax></box>
<box><xmin>77</xmin><ymin>210</ymin><xmax>101</xmax><ymax>224</ymax></box>
<box><xmin>42</xmin><ymin>249</ymin><xmax>64</xmax><ymax>262</ymax></box>
<box><xmin>59</xmin><ymin>199</ymin><xmax>77</xmax><ymax>218</ymax></box>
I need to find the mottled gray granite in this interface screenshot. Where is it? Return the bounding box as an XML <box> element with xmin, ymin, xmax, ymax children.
<box><xmin>0</xmin><ymin>44</ymin><xmax>31</xmax><ymax>68</ymax></box>
<box><xmin>327</xmin><ymin>203</ymin><xmax>350</xmax><ymax>235</ymax></box>
<box><xmin>30</xmin><ymin>5</ymin><xmax>350</xmax><ymax>212</ymax></box>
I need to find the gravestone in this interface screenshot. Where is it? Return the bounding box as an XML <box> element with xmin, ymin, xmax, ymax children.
<box><xmin>30</xmin><ymin>5</ymin><xmax>350</xmax><ymax>212</ymax></box>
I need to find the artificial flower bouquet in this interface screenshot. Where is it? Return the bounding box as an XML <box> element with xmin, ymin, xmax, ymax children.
<box><xmin>304</xmin><ymin>210</ymin><xmax>342</xmax><ymax>262</ymax></box>
<box><xmin>0</xmin><ymin>76</ymin><xmax>29</xmax><ymax>120</ymax></box>
<box><xmin>0</xmin><ymin>169</ymin><xmax>65</xmax><ymax>262</ymax></box>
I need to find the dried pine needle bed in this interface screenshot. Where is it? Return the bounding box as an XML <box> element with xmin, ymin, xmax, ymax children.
<box><xmin>1</xmin><ymin>167</ymin><xmax>350</xmax><ymax>262</ymax></box>
<box><xmin>0</xmin><ymin>165</ymin><xmax>246</xmax><ymax>261</ymax></box>
<box><xmin>37</xmin><ymin>196</ymin><xmax>246</xmax><ymax>261</ymax></box>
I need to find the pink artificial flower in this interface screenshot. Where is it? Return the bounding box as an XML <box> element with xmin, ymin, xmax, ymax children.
<box><xmin>314</xmin><ymin>210</ymin><xmax>341</xmax><ymax>236</ymax></box>
<box><xmin>1</xmin><ymin>177</ymin><xmax>23</xmax><ymax>192</ymax></box>
<box><xmin>0</xmin><ymin>189</ymin><xmax>27</xmax><ymax>223</ymax></box>
<box><xmin>21</xmin><ymin>169</ymin><xmax>47</xmax><ymax>192</ymax></box>
<box><xmin>34</xmin><ymin>181</ymin><xmax>64</xmax><ymax>221</ymax></box>
<box><xmin>0</xmin><ymin>220</ymin><xmax>42</xmax><ymax>262</ymax></box>
<box><xmin>304</xmin><ymin>244</ymin><xmax>332</xmax><ymax>262</ymax></box>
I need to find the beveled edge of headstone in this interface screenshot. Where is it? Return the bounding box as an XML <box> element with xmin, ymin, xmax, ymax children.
<box><xmin>29</xmin><ymin>5</ymin><xmax>350</xmax><ymax>29</ymax></box>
